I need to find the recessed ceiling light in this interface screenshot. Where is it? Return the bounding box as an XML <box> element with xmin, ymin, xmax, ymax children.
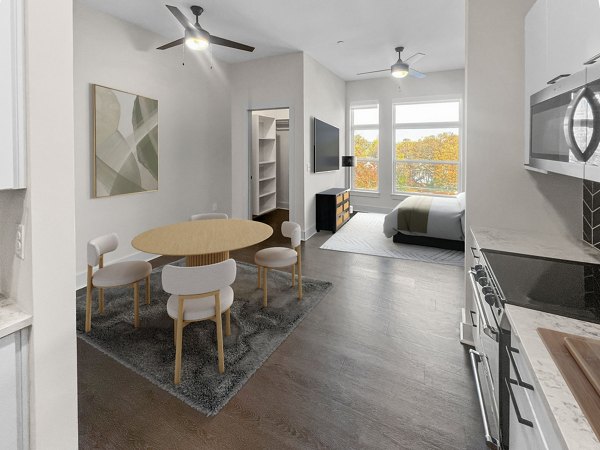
<box><xmin>337</xmin><ymin>40</ymin><xmax>344</xmax><ymax>44</ymax></box>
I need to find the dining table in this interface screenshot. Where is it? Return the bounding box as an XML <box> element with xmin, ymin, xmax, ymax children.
<box><xmin>132</xmin><ymin>219</ymin><xmax>273</xmax><ymax>266</ymax></box>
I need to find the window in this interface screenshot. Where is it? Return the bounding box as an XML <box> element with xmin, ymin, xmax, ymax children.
<box><xmin>393</xmin><ymin>100</ymin><xmax>461</xmax><ymax>196</ymax></box>
<box><xmin>351</xmin><ymin>104</ymin><xmax>379</xmax><ymax>191</ymax></box>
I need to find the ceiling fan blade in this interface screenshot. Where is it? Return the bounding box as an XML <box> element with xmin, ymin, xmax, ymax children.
<box><xmin>409</xmin><ymin>68</ymin><xmax>427</xmax><ymax>79</ymax></box>
<box><xmin>404</xmin><ymin>52</ymin><xmax>426</xmax><ymax>65</ymax></box>
<box><xmin>209</xmin><ymin>35</ymin><xmax>255</xmax><ymax>52</ymax></box>
<box><xmin>157</xmin><ymin>37</ymin><xmax>185</xmax><ymax>50</ymax></box>
<box><xmin>356</xmin><ymin>69</ymin><xmax>388</xmax><ymax>75</ymax></box>
<box><xmin>165</xmin><ymin>5</ymin><xmax>196</xmax><ymax>33</ymax></box>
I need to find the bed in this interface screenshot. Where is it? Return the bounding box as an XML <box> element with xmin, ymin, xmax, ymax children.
<box><xmin>383</xmin><ymin>193</ymin><xmax>465</xmax><ymax>250</ymax></box>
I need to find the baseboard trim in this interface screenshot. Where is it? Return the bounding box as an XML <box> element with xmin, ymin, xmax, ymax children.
<box><xmin>303</xmin><ymin>225</ymin><xmax>317</xmax><ymax>241</ymax></box>
<box><xmin>75</xmin><ymin>250</ymin><xmax>155</xmax><ymax>290</ymax></box>
<box><xmin>276</xmin><ymin>202</ymin><xmax>289</xmax><ymax>210</ymax></box>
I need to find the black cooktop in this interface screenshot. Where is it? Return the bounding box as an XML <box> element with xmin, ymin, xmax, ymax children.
<box><xmin>482</xmin><ymin>249</ymin><xmax>600</xmax><ymax>324</ymax></box>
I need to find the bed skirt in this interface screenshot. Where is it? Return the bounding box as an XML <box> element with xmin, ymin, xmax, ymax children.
<box><xmin>393</xmin><ymin>232</ymin><xmax>464</xmax><ymax>251</ymax></box>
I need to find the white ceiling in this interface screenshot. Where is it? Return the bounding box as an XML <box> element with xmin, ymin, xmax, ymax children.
<box><xmin>78</xmin><ymin>0</ymin><xmax>465</xmax><ymax>81</ymax></box>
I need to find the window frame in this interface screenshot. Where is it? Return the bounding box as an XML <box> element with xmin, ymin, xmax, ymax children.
<box><xmin>349</xmin><ymin>102</ymin><xmax>380</xmax><ymax>193</ymax></box>
<box><xmin>392</xmin><ymin>98</ymin><xmax>463</xmax><ymax>197</ymax></box>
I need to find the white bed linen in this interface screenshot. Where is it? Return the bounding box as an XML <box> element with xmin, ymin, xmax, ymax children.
<box><xmin>383</xmin><ymin>193</ymin><xmax>465</xmax><ymax>241</ymax></box>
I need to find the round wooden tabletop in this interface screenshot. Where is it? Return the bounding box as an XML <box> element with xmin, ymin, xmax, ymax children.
<box><xmin>131</xmin><ymin>219</ymin><xmax>273</xmax><ymax>256</ymax></box>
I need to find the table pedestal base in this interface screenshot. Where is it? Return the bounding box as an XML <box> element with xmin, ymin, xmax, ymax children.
<box><xmin>186</xmin><ymin>251</ymin><xmax>230</xmax><ymax>267</ymax></box>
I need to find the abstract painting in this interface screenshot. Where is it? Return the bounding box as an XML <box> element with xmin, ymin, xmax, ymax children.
<box><xmin>93</xmin><ymin>85</ymin><xmax>158</xmax><ymax>197</ymax></box>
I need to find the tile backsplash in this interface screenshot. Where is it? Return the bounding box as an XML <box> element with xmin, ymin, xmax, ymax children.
<box><xmin>583</xmin><ymin>180</ymin><xmax>600</xmax><ymax>249</ymax></box>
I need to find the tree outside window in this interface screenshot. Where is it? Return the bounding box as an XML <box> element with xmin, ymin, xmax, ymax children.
<box><xmin>393</xmin><ymin>101</ymin><xmax>461</xmax><ymax>196</ymax></box>
<box><xmin>351</xmin><ymin>105</ymin><xmax>379</xmax><ymax>191</ymax></box>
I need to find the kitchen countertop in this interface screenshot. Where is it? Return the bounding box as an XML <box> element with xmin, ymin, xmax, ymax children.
<box><xmin>505</xmin><ymin>304</ymin><xmax>600</xmax><ymax>450</ymax></box>
<box><xmin>0</xmin><ymin>297</ymin><xmax>32</xmax><ymax>339</ymax></box>
<box><xmin>471</xmin><ymin>226</ymin><xmax>600</xmax><ymax>264</ymax></box>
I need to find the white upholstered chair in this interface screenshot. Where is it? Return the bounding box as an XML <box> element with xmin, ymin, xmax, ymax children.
<box><xmin>254</xmin><ymin>221</ymin><xmax>302</xmax><ymax>307</ymax></box>
<box><xmin>85</xmin><ymin>233</ymin><xmax>152</xmax><ymax>333</ymax></box>
<box><xmin>190</xmin><ymin>212</ymin><xmax>229</xmax><ymax>221</ymax></box>
<box><xmin>162</xmin><ymin>259</ymin><xmax>236</xmax><ymax>383</ymax></box>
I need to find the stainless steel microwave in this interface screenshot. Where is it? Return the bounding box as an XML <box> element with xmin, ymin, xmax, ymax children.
<box><xmin>529</xmin><ymin>64</ymin><xmax>600</xmax><ymax>181</ymax></box>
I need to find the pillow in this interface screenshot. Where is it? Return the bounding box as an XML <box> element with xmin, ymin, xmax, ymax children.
<box><xmin>456</xmin><ymin>192</ymin><xmax>466</xmax><ymax>212</ymax></box>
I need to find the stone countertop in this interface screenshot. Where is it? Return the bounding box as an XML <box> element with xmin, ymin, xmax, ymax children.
<box><xmin>0</xmin><ymin>297</ymin><xmax>32</xmax><ymax>339</ymax></box>
<box><xmin>470</xmin><ymin>226</ymin><xmax>600</xmax><ymax>264</ymax></box>
<box><xmin>505</xmin><ymin>304</ymin><xmax>600</xmax><ymax>450</ymax></box>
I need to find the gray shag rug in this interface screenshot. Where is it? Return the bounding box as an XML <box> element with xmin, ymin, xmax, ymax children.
<box><xmin>76</xmin><ymin>261</ymin><xmax>332</xmax><ymax>416</ymax></box>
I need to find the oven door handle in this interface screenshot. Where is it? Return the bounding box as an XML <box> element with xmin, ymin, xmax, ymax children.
<box><xmin>469</xmin><ymin>350</ymin><xmax>500</xmax><ymax>450</ymax></box>
<box><xmin>469</xmin><ymin>270</ymin><xmax>498</xmax><ymax>341</ymax></box>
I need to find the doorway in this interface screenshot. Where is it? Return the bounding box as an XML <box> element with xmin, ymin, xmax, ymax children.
<box><xmin>249</xmin><ymin>108</ymin><xmax>291</xmax><ymax>240</ymax></box>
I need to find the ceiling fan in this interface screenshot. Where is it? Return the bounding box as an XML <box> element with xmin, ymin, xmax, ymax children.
<box><xmin>357</xmin><ymin>47</ymin><xmax>426</xmax><ymax>79</ymax></box>
<box><xmin>157</xmin><ymin>5</ymin><xmax>255</xmax><ymax>53</ymax></box>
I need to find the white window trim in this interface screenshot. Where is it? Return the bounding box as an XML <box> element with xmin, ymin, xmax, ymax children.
<box><xmin>392</xmin><ymin>98</ymin><xmax>463</xmax><ymax>197</ymax></box>
<box><xmin>349</xmin><ymin>103</ymin><xmax>380</xmax><ymax>193</ymax></box>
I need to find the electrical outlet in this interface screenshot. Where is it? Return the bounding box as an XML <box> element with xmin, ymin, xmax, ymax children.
<box><xmin>15</xmin><ymin>224</ymin><xmax>25</xmax><ymax>260</ymax></box>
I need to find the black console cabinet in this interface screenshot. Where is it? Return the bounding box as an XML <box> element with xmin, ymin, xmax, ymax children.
<box><xmin>316</xmin><ymin>188</ymin><xmax>350</xmax><ymax>233</ymax></box>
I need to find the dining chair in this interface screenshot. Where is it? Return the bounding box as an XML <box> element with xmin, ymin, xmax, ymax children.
<box><xmin>190</xmin><ymin>212</ymin><xmax>229</xmax><ymax>221</ymax></box>
<box><xmin>85</xmin><ymin>233</ymin><xmax>152</xmax><ymax>333</ymax></box>
<box><xmin>254</xmin><ymin>221</ymin><xmax>302</xmax><ymax>307</ymax></box>
<box><xmin>162</xmin><ymin>259</ymin><xmax>236</xmax><ymax>383</ymax></box>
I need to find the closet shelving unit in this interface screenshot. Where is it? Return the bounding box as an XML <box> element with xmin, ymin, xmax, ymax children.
<box><xmin>252</xmin><ymin>114</ymin><xmax>277</xmax><ymax>216</ymax></box>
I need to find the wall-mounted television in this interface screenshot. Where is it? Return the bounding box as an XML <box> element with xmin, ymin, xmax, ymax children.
<box><xmin>314</xmin><ymin>118</ymin><xmax>339</xmax><ymax>173</ymax></box>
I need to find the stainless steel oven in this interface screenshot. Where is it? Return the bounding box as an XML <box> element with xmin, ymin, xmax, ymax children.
<box><xmin>468</xmin><ymin>247</ymin><xmax>504</xmax><ymax>449</ymax></box>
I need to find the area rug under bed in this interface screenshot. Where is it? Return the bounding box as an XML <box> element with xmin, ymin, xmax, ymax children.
<box><xmin>76</xmin><ymin>261</ymin><xmax>332</xmax><ymax>416</ymax></box>
<box><xmin>320</xmin><ymin>212</ymin><xmax>464</xmax><ymax>267</ymax></box>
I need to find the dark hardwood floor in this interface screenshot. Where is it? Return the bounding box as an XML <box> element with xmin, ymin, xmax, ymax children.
<box><xmin>78</xmin><ymin>211</ymin><xmax>483</xmax><ymax>449</ymax></box>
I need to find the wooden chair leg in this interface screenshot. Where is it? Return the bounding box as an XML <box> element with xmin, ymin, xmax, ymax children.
<box><xmin>173</xmin><ymin>319</ymin><xmax>177</xmax><ymax>346</ymax></box>
<box><xmin>262</xmin><ymin>267</ymin><xmax>268</xmax><ymax>307</ymax></box>
<box><xmin>225</xmin><ymin>308</ymin><xmax>231</xmax><ymax>336</ymax></box>
<box><xmin>99</xmin><ymin>288</ymin><xmax>105</xmax><ymax>313</ymax></box>
<box><xmin>215</xmin><ymin>294</ymin><xmax>225</xmax><ymax>374</ymax></box>
<box><xmin>174</xmin><ymin>316</ymin><xmax>184</xmax><ymax>384</ymax></box>
<box><xmin>298</xmin><ymin>254</ymin><xmax>303</xmax><ymax>301</ymax></box>
<box><xmin>145</xmin><ymin>275</ymin><xmax>151</xmax><ymax>305</ymax></box>
<box><xmin>133</xmin><ymin>282</ymin><xmax>140</xmax><ymax>328</ymax></box>
<box><xmin>85</xmin><ymin>282</ymin><xmax>93</xmax><ymax>333</ymax></box>
<box><xmin>292</xmin><ymin>264</ymin><xmax>295</xmax><ymax>287</ymax></box>
<box><xmin>257</xmin><ymin>266</ymin><xmax>262</xmax><ymax>288</ymax></box>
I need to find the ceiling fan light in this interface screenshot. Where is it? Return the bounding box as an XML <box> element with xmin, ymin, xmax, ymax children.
<box><xmin>391</xmin><ymin>62</ymin><xmax>409</xmax><ymax>78</ymax></box>
<box><xmin>185</xmin><ymin>30</ymin><xmax>210</xmax><ymax>51</ymax></box>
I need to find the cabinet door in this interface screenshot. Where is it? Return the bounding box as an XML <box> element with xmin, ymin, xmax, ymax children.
<box><xmin>0</xmin><ymin>333</ymin><xmax>20</xmax><ymax>449</ymax></box>
<box><xmin>525</xmin><ymin>0</ymin><xmax>549</xmax><ymax>96</ymax></box>
<box><xmin>547</xmin><ymin>0</ymin><xmax>600</xmax><ymax>79</ymax></box>
<box><xmin>0</xmin><ymin>0</ymin><xmax>25</xmax><ymax>190</ymax></box>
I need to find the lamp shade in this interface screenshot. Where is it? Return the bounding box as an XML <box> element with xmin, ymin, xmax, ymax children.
<box><xmin>342</xmin><ymin>156</ymin><xmax>356</xmax><ymax>167</ymax></box>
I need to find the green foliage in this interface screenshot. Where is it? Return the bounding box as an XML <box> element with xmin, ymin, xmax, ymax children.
<box><xmin>352</xmin><ymin>131</ymin><xmax>460</xmax><ymax>195</ymax></box>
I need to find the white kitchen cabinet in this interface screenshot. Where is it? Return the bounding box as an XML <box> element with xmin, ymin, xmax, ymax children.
<box><xmin>526</xmin><ymin>0</ymin><xmax>600</xmax><ymax>95</ymax></box>
<box><xmin>547</xmin><ymin>0</ymin><xmax>600</xmax><ymax>79</ymax></box>
<box><xmin>508</xmin><ymin>332</ymin><xmax>566</xmax><ymax>450</ymax></box>
<box><xmin>525</xmin><ymin>0</ymin><xmax>548</xmax><ymax>97</ymax></box>
<box><xmin>0</xmin><ymin>329</ymin><xmax>29</xmax><ymax>450</ymax></box>
<box><xmin>0</xmin><ymin>0</ymin><xmax>26</xmax><ymax>190</ymax></box>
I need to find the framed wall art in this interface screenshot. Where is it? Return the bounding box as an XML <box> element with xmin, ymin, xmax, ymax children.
<box><xmin>93</xmin><ymin>85</ymin><xmax>158</xmax><ymax>197</ymax></box>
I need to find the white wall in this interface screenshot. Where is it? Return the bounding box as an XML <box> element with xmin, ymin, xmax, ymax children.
<box><xmin>229</xmin><ymin>53</ymin><xmax>304</xmax><ymax>228</ymax></box>
<box><xmin>21</xmin><ymin>0</ymin><xmax>78</xmax><ymax>447</ymax></box>
<box><xmin>74</xmin><ymin>3</ymin><xmax>232</xmax><ymax>286</ymax></box>
<box><xmin>465</xmin><ymin>0</ymin><xmax>582</xmax><ymax>243</ymax></box>
<box><xmin>303</xmin><ymin>53</ymin><xmax>346</xmax><ymax>237</ymax></box>
<box><xmin>346</xmin><ymin>69</ymin><xmax>465</xmax><ymax>213</ymax></box>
